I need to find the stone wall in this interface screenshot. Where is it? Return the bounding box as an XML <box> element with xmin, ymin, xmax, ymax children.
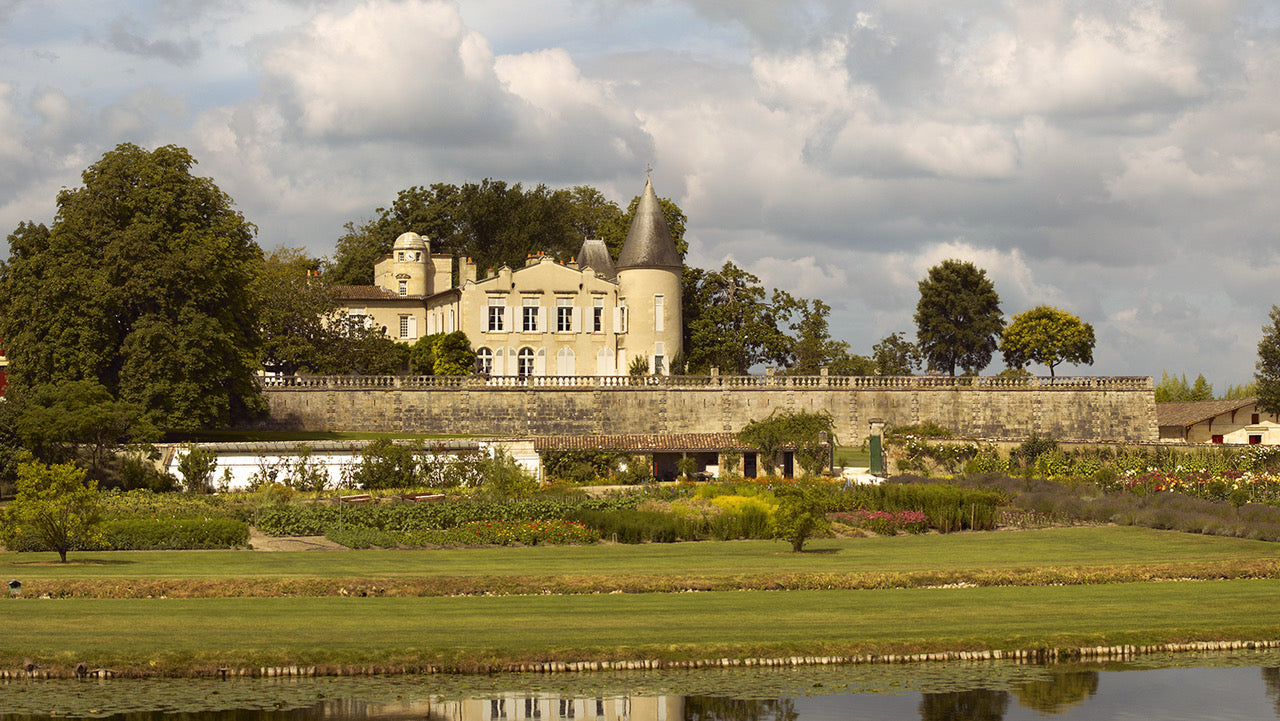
<box><xmin>261</xmin><ymin>374</ymin><xmax>1159</xmax><ymax>444</ymax></box>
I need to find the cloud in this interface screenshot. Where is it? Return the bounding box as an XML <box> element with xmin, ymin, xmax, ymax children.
<box><xmin>106</xmin><ymin>18</ymin><xmax>202</xmax><ymax>65</ymax></box>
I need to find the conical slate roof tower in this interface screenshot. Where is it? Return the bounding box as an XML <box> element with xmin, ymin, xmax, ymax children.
<box><xmin>616</xmin><ymin>177</ymin><xmax>682</xmax><ymax>374</ymax></box>
<box><xmin>616</xmin><ymin>178</ymin><xmax>681</xmax><ymax>270</ymax></box>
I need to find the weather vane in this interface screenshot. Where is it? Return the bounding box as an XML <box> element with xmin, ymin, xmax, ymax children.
<box><xmin>646</xmin><ymin>162</ymin><xmax>652</xmax><ymax>179</ymax></box>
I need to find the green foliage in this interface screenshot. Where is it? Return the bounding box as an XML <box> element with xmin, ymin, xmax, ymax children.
<box><xmin>628</xmin><ymin>354</ymin><xmax>650</xmax><ymax>376</ymax></box>
<box><xmin>737</xmin><ymin>410</ymin><xmax>835</xmax><ymax>476</ymax></box>
<box><xmin>886</xmin><ymin>422</ymin><xmax>954</xmax><ymax>438</ymax></box>
<box><xmin>1258</xmin><ymin>306</ymin><xmax>1280</xmax><ymax>414</ymax></box>
<box><xmin>854</xmin><ymin>481</ymin><xmax>1006</xmax><ymax>533</ymax></box>
<box><xmin>1155</xmin><ymin>370</ymin><xmax>1215</xmax><ymax>402</ymax></box>
<box><xmin>476</xmin><ymin>447</ymin><xmax>538</xmax><ymax>499</ymax></box>
<box><xmin>254</xmin><ymin>246</ymin><xmax>339</xmax><ymax>375</ymax></box>
<box><xmin>872</xmin><ymin>332</ymin><xmax>922</xmax><ymax>375</ymax></box>
<box><xmin>1223</xmin><ymin>381</ymin><xmax>1257</xmax><ymax>400</ymax></box>
<box><xmin>914</xmin><ymin>259</ymin><xmax>1005</xmax><ymax>375</ymax></box>
<box><xmin>15</xmin><ymin>379</ymin><xmax>158</xmax><ymax>482</ymax></box>
<box><xmin>784</xmin><ymin>298</ymin><xmax>849</xmax><ymax>375</ymax></box>
<box><xmin>177</xmin><ymin>444</ymin><xmax>218</xmax><ymax>493</ymax></box>
<box><xmin>1013</xmin><ymin>434</ymin><xmax>1059</xmax><ymax>468</ymax></box>
<box><xmin>97</xmin><ymin>518</ymin><xmax>248</xmax><ymax>550</ymax></box>
<box><xmin>772</xmin><ymin>483</ymin><xmax>832</xmax><ymax>551</ymax></box>
<box><xmin>1000</xmin><ymin>305</ymin><xmax>1095</xmax><ymax>377</ymax></box>
<box><xmin>0</xmin><ymin>143</ymin><xmax>267</xmax><ymax>432</ymax></box>
<box><xmin>2</xmin><ymin>460</ymin><xmax>103</xmax><ymax>562</ymax></box>
<box><xmin>352</xmin><ymin>439</ymin><xmax>424</xmax><ymax>490</ymax></box>
<box><xmin>683</xmin><ymin>262</ymin><xmax>795</xmax><ymax>375</ymax></box>
<box><xmin>542</xmin><ymin>450</ymin><xmax>632</xmax><ymax>484</ymax></box>
<box><xmin>570</xmin><ymin>509</ymin><xmax>691</xmax><ymax>543</ymax></box>
<box><xmin>408</xmin><ymin>332</ymin><xmax>475</xmax><ymax>376</ymax></box>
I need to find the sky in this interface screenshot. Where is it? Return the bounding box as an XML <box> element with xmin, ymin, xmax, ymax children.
<box><xmin>2</xmin><ymin>0</ymin><xmax>1278</xmax><ymax>388</ymax></box>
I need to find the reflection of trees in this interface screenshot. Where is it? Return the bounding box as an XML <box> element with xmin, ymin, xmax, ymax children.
<box><xmin>685</xmin><ymin>698</ymin><xmax>798</xmax><ymax>721</ymax></box>
<box><xmin>1263</xmin><ymin>667</ymin><xmax>1280</xmax><ymax>716</ymax></box>
<box><xmin>1012</xmin><ymin>671</ymin><xmax>1099</xmax><ymax>714</ymax></box>
<box><xmin>918</xmin><ymin>690</ymin><xmax>1009</xmax><ymax>721</ymax></box>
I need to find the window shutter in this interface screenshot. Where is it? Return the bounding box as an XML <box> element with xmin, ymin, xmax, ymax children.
<box><xmin>571</xmin><ymin>307</ymin><xmax>581</xmax><ymax>332</ymax></box>
<box><xmin>536</xmin><ymin>307</ymin><xmax>546</xmax><ymax>332</ymax></box>
<box><xmin>408</xmin><ymin>315</ymin><xmax>418</xmax><ymax>339</ymax></box>
<box><xmin>534</xmin><ymin>349</ymin><xmax>546</xmax><ymax>376</ymax></box>
<box><xmin>612</xmin><ymin>307</ymin><xmax>621</xmax><ymax>333</ymax></box>
<box><xmin>503</xmin><ymin>306</ymin><xmax>512</xmax><ymax>332</ymax></box>
<box><xmin>493</xmin><ymin>348</ymin><xmax>505</xmax><ymax>376</ymax></box>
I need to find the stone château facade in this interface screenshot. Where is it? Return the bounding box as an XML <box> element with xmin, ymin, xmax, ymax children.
<box><xmin>333</xmin><ymin>179</ymin><xmax>683</xmax><ymax>376</ymax></box>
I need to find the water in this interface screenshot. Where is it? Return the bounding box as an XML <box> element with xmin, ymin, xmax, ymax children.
<box><xmin>5</xmin><ymin>653</ymin><xmax>1280</xmax><ymax>720</ymax></box>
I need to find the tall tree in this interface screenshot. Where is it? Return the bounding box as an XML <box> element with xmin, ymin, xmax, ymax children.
<box><xmin>785</xmin><ymin>299</ymin><xmax>849</xmax><ymax>375</ymax></box>
<box><xmin>0</xmin><ymin>143</ymin><xmax>266</xmax><ymax>431</ymax></box>
<box><xmin>872</xmin><ymin>332</ymin><xmax>922</xmax><ymax>376</ymax></box>
<box><xmin>914</xmin><ymin>260</ymin><xmax>1005</xmax><ymax>375</ymax></box>
<box><xmin>999</xmin><ymin>305</ymin><xmax>1095</xmax><ymax>377</ymax></box>
<box><xmin>255</xmin><ymin>246</ymin><xmax>341</xmax><ymax>375</ymax></box>
<box><xmin>1155</xmin><ymin>370</ymin><xmax>1214</xmax><ymax>402</ymax></box>
<box><xmin>684</xmin><ymin>262</ymin><xmax>794</xmax><ymax>374</ymax></box>
<box><xmin>1257</xmin><ymin>306</ymin><xmax>1280</xmax><ymax>414</ymax></box>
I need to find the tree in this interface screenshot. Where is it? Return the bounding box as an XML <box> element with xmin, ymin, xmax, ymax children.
<box><xmin>772</xmin><ymin>483</ymin><xmax>831</xmax><ymax>552</ymax></box>
<box><xmin>177</xmin><ymin>444</ymin><xmax>219</xmax><ymax>493</ymax></box>
<box><xmin>914</xmin><ymin>260</ymin><xmax>1004</xmax><ymax>375</ymax></box>
<box><xmin>16</xmin><ymin>379</ymin><xmax>157</xmax><ymax>483</ymax></box>
<box><xmin>1257</xmin><ymin>306</ymin><xmax>1280</xmax><ymax>414</ymax></box>
<box><xmin>736</xmin><ymin>410</ymin><xmax>834</xmax><ymax>477</ymax></box>
<box><xmin>784</xmin><ymin>299</ymin><xmax>850</xmax><ymax>375</ymax></box>
<box><xmin>0</xmin><ymin>143</ymin><xmax>266</xmax><ymax>432</ymax></box>
<box><xmin>684</xmin><ymin>262</ymin><xmax>794</xmax><ymax>374</ymax></box>
<box><xmin>999</xmin><ymin>305</ymin><xmax>1095</xmax><ymax>377</ymax></box>
<box><xmin>1155</xmin><ymin>371</ymin><xmax>1215</xmax><ymax>402</ymax></box>
<box><xmin>255</xmin><ymin>246</ymin><xmax>341</xmax><ymax>375</ymax></box>
<box><xmin>872</xmin><ymin>332</ymin><xmax>922</xmax><ymax>376</ymax></box>
<box><xmin>408</xmin><ymin>331</ymin><xmax>476</xmax><ymax>375</ymax></box>
<box><xmin>2</xmin><ymin>460</ymin><xmax>102</xmax><ymax>562</ymax></box>
<box><xmin>828</xmin><ymin>350</ymin><xmax>877</xmax><ymax>376</ymax></box>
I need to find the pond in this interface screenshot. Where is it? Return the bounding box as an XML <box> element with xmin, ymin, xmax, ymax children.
<box><xmin>5</xmin><ymin>650</ymin><xmax>1280</xmax><ymax>720</ymax></box>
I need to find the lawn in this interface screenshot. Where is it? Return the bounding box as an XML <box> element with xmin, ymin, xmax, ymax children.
<box><xmin>5</xmin><ymin>526</ymin><xmax>1280</xmax><ymax>675</ymax></box>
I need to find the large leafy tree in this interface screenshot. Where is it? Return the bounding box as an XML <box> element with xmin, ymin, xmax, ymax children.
<box><xmin>999</xmin><ymin>305</ymin><xmax>1095</xmax><ymax>377</ymax></box>
<box><xmin>684</xmin><ymin>262</ymin><xmax>795</xmax><ymax>374</ymax></box>
<box><xmin>16</xmin><ymin>380</ymin><xmax>157</xmax><ymax>482</ymax></box>
<box><xmin>0</xmin><ymin>144</ymin><xmax>266</xmax><ymax>431</ymax></box>
<box><xmin>914</xmin><ymin>260</ymin><xmax>1005</xmax><ymax>375</ymax></box>
<box><xmin>784</xmin><ymin>299</ymin><xmax>850</xmax><ymax>375</ymax></box>
<box><xmin>1256</xmin><ymin>306</ymin><xmax>1280</xmax><ymax>414</ymax></box>
<box><xmin>255</xmin><ymin>246</ymin><xmax>342</xmax><ymax>375</ymax></box>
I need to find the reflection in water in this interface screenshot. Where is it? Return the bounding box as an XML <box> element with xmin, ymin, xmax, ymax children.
<box><xmin>685</xmin><ymin>698</ymin><xmax>797</xmax><ymax>721</ymax></box>
<box><xmin>917</xmin><ymin>690</ymin><xmax>1009</xmax><ymax>721</ymax></box>
<box><xmin>1011</xmin><ymin>671</ymin><xmax>1099</xmax><ymax>715</ymax></box>
<box><xmin>1264</xmin><ymin>667</ymin><xmax>1280</xmax><ymax>716</ymax></box>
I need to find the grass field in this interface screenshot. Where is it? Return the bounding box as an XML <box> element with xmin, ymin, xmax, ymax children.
<box><xmin>5</xmin><ymin>526</ymin><xmax>1280</xmax><ymax>675</ymax></box>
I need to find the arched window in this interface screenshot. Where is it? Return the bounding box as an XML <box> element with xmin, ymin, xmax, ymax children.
<box><xmin>596</xmin><ymin>347</ymin><xmax>615</xmax><ymax>376</ymax></box>
<box><xmin>556</xmin><ymin>347</ymin><xmax>575</xmax><ymax>376</ymax></box>
<box><xmin>476</xmin><ymin>347</ymin><xmax>493</xmax><ymax>375</ymax></box>
<box><xmin>517</xmin><ymin>347</ymin><xmax>535</xmax><ymax>378</ymax></box>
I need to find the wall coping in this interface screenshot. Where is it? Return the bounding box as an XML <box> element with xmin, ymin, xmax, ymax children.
<box><xmin>260</xmin><ymin>374</ymin><xmax>1154</xmax><ymax>391</ymax></box>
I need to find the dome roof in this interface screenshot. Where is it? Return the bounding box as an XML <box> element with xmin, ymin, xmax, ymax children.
<box><xmin>393</xmin><ymin>232</ymin><xmax>428</xmax><ymax>251</ymax></box>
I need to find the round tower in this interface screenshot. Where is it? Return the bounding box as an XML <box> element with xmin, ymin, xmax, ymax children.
<box><xmin>377</xmin><ymin>231</ymin><xmax>430</xmax><ymax>296</ymax></box>
<box><xmin>616</xmin><ymin>179</ymin><xmax>683</xmax><ymax>374</ymax></box>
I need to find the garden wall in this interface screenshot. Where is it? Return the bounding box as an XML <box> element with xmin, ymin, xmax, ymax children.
<box><xmin>261</xmin><ymin>374</ymin><xmax>1159</xmax><ymax>445</ymax></box>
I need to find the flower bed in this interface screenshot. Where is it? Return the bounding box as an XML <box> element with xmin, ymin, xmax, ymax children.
<box><xmin>830</xmin><ymin>509</ymin><xmax>929</xmax><ymax>536</ymax></box>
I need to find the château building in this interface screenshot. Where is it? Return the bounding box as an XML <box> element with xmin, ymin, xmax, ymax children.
<box><xmin>333</xmin><ymin>179</ymin><xmax>683</xmax><ymax>376</ymax></box>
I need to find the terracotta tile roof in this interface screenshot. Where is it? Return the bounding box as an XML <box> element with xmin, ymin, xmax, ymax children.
<box><xmin>333</xmin><ymin>285</ymin><xmax>401</xmax><ymax>300</ymax></box>
<box><xmin>1156</xmin><ymin>398</ymin><xmax>1256</xmax><ymax>428</ymax></box>
<box><xmin>534</xmin><ymin>433</ymin><xmax>756</xmax><ymax>452</ymax></box>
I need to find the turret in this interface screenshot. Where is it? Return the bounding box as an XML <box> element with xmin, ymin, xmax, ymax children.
<box><xmin>616</xmin><ymin>179</ymin><xmax>683</xmax><ymax>374</ymax></box>
<box><xmin>374</xmin><ymin>232</ymin><xmax>430</xmax><ymax>296</ymax></box>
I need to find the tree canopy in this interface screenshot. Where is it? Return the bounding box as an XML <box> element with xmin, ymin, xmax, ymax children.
<box><xmin>914</xmin><ymin>260</ymin><xmax>1005</xmax><ymax>375</ymax></box>
<box><xmin>327</xmin><ymin>180</ymin><xmax>688</xmax><ymax>287</ymax></box>
<box><xmin>999</xmin><ymin>305</ymin><xmax>1095</xmax><ymax>377</ymax></box>
<box><xmin>683</xmin><ymin>262</ymin><xmax>795</xmax><ymax>374</ymax></box>
<box><xmin>0</xmin><ymin>143</ymin><xmax>266</xmax><ymax>431</ymax></box>
<box><xmin>2</xmin><ymin>460</ymin><xmax>102</xmax><ymax>562</ymax></box>
<box><xmin>872</xmin><ymin>332</ymin><xmax>922</xmax><ymax>376</ymax></box>
<box><xmin>1155</xmin><ymin>370</ymin><xmax>1215</xmax><ymax>403</ymax></box>
<box><xmin>1256</xmin><ymin>306</ymin><xmax>1280</xmax><ymax>414</ymax></box>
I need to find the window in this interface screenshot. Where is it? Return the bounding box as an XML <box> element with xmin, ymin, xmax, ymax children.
<box><xmin>487</xmin><ymin>297</ymin><xmax>506</xmax><ymax>332</ymax></box>
<box><xmin>592</xmin><ymin>298</ymin><xmax>604</xmax><ymax>333</ymax></box>
<box><xmin>558</xmin><ymin>699</ymin><xmax>575</xmax><ymax>720</ymax></box>
<box><xmin>399</xmin><ymin>316</ymin><xmax>409</xmax><ymax>339</ymax></box>
<box><xmin>346</xmin><ymin>308</ymin><xmax>366</xmax><ymax>333</ymax></box>
<box><xmin>522</xmin><ymin>297</ymin><xmax>540</xmax><ymax>332</ymax></box>
<box><xmin>491</xmin><ymin>700</ymin><xmax>507</xmax><ymax>720</ymax></box>
<box><xmin>614</xmin><ymin>305</ymin><xmax>628</xmax><ymax>333</ymax></box>
<box><xmin>517</xmin><ymin>348</ymin><xmax>535</xmax><ymax>377</ymax></box>
<box><xmin>1251</xmin><ymin>435</ymin><xmax>1263</xmax><ymax>445</ymax></box>
<box><xmin>525</xmin><ymin>698</ymin><xmax>542</xmax><ymax>720</ymax></box>
<box><xmin>476</xmin><ymin>348</ymin><xmax>493</xmax><ymax>374</ymax></box>
<box><xmin>1212</xmin><ymin>435</ymin><xmax>1224</xmax><ymax>444</ymax></box>
<box><xmin>556</xmin><ymin>347</ymin><xmax>575</xmax><ymax>376</ymax></box>
<box><xmin>398</xmin><ymin>280</ymin><xmax>407</xmax><ymax>296</ymax></box>
<box><xmin>654</xmin><ymin>294</ymin><xmax>664</xmax><ymax>332</ymax></box>
<box><xmin>556</xmin><ymin>298</ymin><xmax>574</xmax><ymax>332</ymax></box>
<box><xmin>397</xmin><ymin>251</ymin><xmax>405</xmax><ymax>262</ymax></box>
<box><xmin>1254</xmin><ymin>413</ymin><xmax>1261</xmax><ymax>424</ymax></box>
<box><xmin>653</xmin><ymin>341</ymin><xmax>664</xmax><ymax>375</ymax></box>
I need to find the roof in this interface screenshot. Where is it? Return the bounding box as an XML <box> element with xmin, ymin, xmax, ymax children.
<box><xmin>1155</xmin><ymin>398</ymin><xmax>1257</xmax><ymax>428</ymax></box>
<box><xmin>333</xmin><ymin>285</ymin><xmax>402</xmax><ymax>300</ymax></box>
<box><xmin>577</xmin><ymin>238</ymin><xmax>616</xmax><ymax>278</ymax></box>
<box><xmin>615</xmin><ymin>178</ymin><xmax>682</xmax><ymax>270</ymax></box>
<box><xmin>534</xmin><ymin>433</ymin><xmax>755</xmax><ymax>453</ymax></box>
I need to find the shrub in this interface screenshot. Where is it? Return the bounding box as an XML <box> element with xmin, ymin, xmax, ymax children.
<box><xmin>570</xmin><ymin>508</ymin><xmax>690</xmax><ymax>543</ymax></box>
